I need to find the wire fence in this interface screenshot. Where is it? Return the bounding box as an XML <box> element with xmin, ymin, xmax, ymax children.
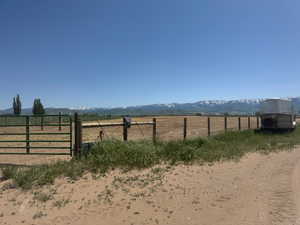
<box><xmin>0</xmin><ymin>114</ymin><xmax>297</xmax><ymax>158</ymax></box>
<box><xmin>81</xmin><ymin>115</ymin><xmax>261</xmax><ymax>143</ymax></box>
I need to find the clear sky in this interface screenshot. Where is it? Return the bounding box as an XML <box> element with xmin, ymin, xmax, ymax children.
<box><xmin>0</xmin><ymin>0</ymin><xmax>299</xmax><ymax>109</ymax></box>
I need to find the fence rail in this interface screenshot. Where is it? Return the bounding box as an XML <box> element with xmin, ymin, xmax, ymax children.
<box><xmin>0</xmin><ymin>113</ymin><xmax>295</xmax><ymax>158</ymax></box>
<box><xmin>70</xmin><ymin>115</ymin><xmax>262</xmax><ymax>157</ymax></box>
<box><xmin>81</xmin><ymin>116</ymin><xmax>260</xmax><ymax>139</ymax></box>
<box><xmin>82</xmin><ymin>121</ymin><xmax>154</xmax><ymax>128</ymax></box>
<box><xmin>0</xmin><ymin>114</ymin><xmax>72</xmax><ymax>156</ymax></box>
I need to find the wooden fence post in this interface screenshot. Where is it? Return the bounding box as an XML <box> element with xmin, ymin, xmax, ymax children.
<box><xmin>69</xmin><ymin>117</ymin><xmax>73</xmax><ymax>156</ymax></box>
<box><xmin>26</xmin><ymin>116</ymin><xmax>30</xmax><ymax>154</ymax></box>
<box><xmin>99</xmin><ymin>130</ymin><xmax>104</xmax><ymax>141</ymax></box>
<box><xmin>74</xmin><ymin>113</ymin><xmax>82</xmax><ymax>158</ymax></box>
<box><xmin>238</xmin><ymin>117</ymin><xmax>241</xmax><ymax>131</ymax></box>
<box><xmin>123</xmin><ymin>117</ymin><xmax>128</xmax><ymax>141</ymax></box>
<box><xmin>74</xmin><ymin>113</ymin><xmax>78</xmax><ymax>158</ymax></box>
<box><xmin>152</xmin><ymin>118</ymin><xmax>156</xmax><ymax>143</ymax></box>
<box><xmin>224</xmin><ymin>116</ymin><xmax>227</xmax><ymax>132</ymax></box>
<box><xmin>183</xmin><ymin>117</ymin><xmax>187</xmax><ymax>140</ymax></box>
<box><xmin>41</xmin><ymin>116</ymin><xmax>44</xmax><ymax>131</ymax></box>
<box><xmin>208</xmin><ymin>117</ymin><xmax>211</xmax><ymax>136</ymax></box>
<box><xmin>78</xmin><ymin>119</ymin><xmax>82</xmax><ymax>158</ymax></box>
<box><xmin>59</xmin><ymin>112</ymin><xmax>62</xmax><ymax>131</ymax></box>
<box><xmin>248</xmin><ymin>116</ymin><xmax>251</xmax><ymax>129</ymax></box>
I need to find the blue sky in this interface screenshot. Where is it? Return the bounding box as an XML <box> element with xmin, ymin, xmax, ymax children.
<box><xmin>0</xmin><ymin>0</ymin><xmax>299</xmax><ymax>109</ymax></box>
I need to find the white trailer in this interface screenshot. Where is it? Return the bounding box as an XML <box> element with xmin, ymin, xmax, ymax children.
<box><xmin>260</xmin><ymin>99</ymin><xmax>296</xmax><ymax>131</ymax></box>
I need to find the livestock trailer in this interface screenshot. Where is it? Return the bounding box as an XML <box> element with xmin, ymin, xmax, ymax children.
<box><xmin>259</xmin><ymin>99</ymin><xmax>296</xmax><ymax>131</ymax></box>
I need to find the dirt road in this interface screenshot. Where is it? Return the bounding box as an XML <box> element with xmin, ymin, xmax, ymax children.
<box><xmin>1</xmin><ymin>148</ymin><xmax>300</xmax><ymax>225</ymax></box>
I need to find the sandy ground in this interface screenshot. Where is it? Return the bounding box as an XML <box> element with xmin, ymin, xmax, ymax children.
<box><xmin>1</xmin><ymin>148</ymin><xmax>300</xmax><ymax>225</ymax></box>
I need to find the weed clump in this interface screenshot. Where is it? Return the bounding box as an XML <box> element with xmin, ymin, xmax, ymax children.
<box><xmin>1</xmin><ymin>128</ymin><xmax>300</xmax><ymax>189</ymax></box>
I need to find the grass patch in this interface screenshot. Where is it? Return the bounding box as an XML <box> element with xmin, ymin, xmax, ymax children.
<box><xmin>1</xmin><ymin>128</ymin><xmax>300</xmax><ymax>189</ymax></box>
<box><xmin>32</xmin><ymin>211</ymin><xmax>47</xmax><ymax>219</ymax></box>
<box><xmin>53</xmin><ymin>198</ymin><xmax>70</xmax><ymax>208</ymax></box>
<box><xmin>33</xmin><ymin>191</ymin><xmax>53</xmax><ymax>202</ymax></box>
<box><xmin>0</xmin><ymin>161</ymin><xmax>86</xmax><ymax>189</ymax></box>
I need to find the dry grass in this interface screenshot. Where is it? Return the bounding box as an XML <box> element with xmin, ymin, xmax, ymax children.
<box><xmin>82</xmin><ymin>115</ymin><xmax>260</xmax><ymax>142</ymax></box>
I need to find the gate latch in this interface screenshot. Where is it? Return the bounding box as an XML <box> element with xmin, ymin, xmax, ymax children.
<box><xmin>123</xmin><ymin>116</ymin><xmax>132</xmax><ymax>128</ymax></box>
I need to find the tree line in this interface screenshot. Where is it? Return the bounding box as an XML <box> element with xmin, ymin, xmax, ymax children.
<box><xmin>12</xmin><ymin>94</ymin><xmax>45</xmax><ymax>115</ymax></box>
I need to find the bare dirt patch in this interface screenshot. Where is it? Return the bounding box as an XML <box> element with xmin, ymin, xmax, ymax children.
<box><xmin>1</xmin><ymin>148</ymin><xmax>300</xmax><ymax>225</ymax></box>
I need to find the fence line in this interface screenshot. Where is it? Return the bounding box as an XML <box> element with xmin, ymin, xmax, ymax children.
<box><xmin>0</xmin><ymin>113</ymin><xmax>293</xmax><ymax>158</ymax></box>
<box><xmin>0</xmin><ymin>114</ymin><xmax>72</xmax><ymax>156</ymax></box>
<box><xmin>79</xmin><ymin>115</ymin><xmax>260</xmax><ymax>144</ymax></box>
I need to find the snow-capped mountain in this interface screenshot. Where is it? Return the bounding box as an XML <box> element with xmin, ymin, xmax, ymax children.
<box><xmin>1</xmin><ymin>97</ymin><xmax>299</xmax><ymax>115</ymax></box>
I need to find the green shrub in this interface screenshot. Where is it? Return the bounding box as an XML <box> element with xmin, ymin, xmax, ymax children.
<box><xmin>1</xmin><ymin>166</ymin><xmax>17</xmax><ymax>180</ymax></box>
<box><xmin>86</xmin><ymin>140</ymin><xmax>160</xmax><ymax>172</ymax></box>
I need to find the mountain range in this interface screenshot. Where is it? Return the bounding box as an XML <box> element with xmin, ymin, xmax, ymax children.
<box><xmin>1</xmin><ymin>97</ymin><xmax>300</xmax><ymax>116</ymax></box>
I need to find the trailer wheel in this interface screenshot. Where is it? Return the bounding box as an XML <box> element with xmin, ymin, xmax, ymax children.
<box><xmin>290</xmin><ymin>128</ymin><xmax>296</xmax><ymax>132</ymax></box>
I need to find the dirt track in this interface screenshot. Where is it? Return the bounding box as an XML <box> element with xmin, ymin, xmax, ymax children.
<box><xmin>1</xmin><ymin>148</ymin><xmax>300</xmax><ymax>225</ymax></box>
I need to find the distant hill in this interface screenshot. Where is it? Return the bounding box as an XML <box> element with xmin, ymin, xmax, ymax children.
<box><xmin>1</xmin><ymin>97</ymin><xmax>300</xmax><ymax>116</ymax></box>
